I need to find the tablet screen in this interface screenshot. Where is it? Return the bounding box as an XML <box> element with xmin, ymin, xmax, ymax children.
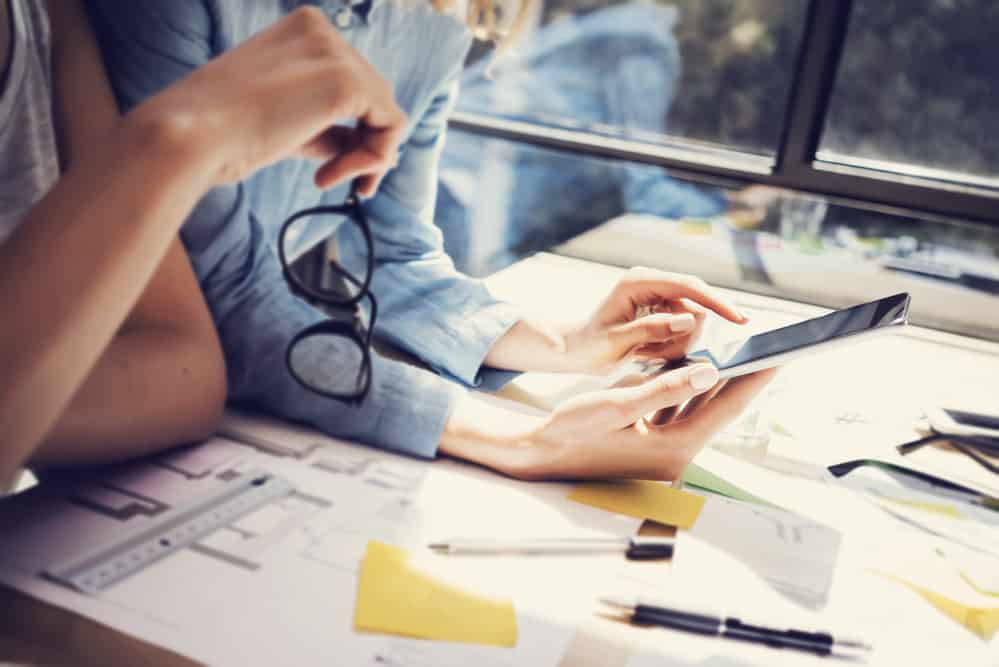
<box><xmin>704</xmin><ymin>293</ymin><xmax>910</xmax><ymax>370</ymax></box>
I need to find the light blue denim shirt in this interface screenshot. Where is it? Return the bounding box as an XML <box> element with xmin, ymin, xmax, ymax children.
<box><xmin>89</xmin><ymin>0</ymin><xmax>522</xmax><ymax>458</ymax></box>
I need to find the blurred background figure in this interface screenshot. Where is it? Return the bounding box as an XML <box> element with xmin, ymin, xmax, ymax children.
<box><xmin>436</xmin><ymin>3</ymin><xmax>770</xmax><ymax>274</ymax></box>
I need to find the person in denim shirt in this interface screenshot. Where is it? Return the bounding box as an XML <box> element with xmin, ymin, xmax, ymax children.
<box><xmin>90</xmin><ymin>0</ymin><xmax>774</xmax><ymax>481</ymax></box>
<box><xmin>437</xmin><ymin>3</ymin><xmax>729</xmax><ymax>272</ymax></box>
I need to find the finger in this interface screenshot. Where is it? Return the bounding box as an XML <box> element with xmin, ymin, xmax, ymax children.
<box><xmin>679</xmin><ymin>299</ymin><xmax>709</xmax><ymax>330</ymax></box>
<box><xmin>633</xmin><ymin>307</ymin><xmax>707</xmax><ymax>360</ymax></box>
<box><xmin>648</xmin><ymin>404</ymin><xmax>679</xmax><ymax>426</ymax></box>
<box><xmin>661</xmin><ymin>298</ymin><xmax>708</xmax><ymax>320</ymax></box>
<box><xmin>314</xmin><ymin>123</ymin><xmax>403</xmax><ymax>191</ymax></box>
<box><xmin>669</xmin><ymin>369</ymin><xmax>776</xmax><ymax>441</ymax></box>
<box><xmin>675</xmin><ymin>377</ymin><xmax>729</xmax><ymax>421</ymax></box>
<box><xmin>611</xmin><ymin>312</ymin><xmax>697</xmax><ymax>350</ymax></box>
<box><xmin>353</xmin><ymin>173</ymin><xmax>379</xmax><ymax>198</ymax></box>
<box><xmin>685</xmin><ymin>301</ymin><xmax>708</xmax><ymax>348</ymax></box>
<box><xmin>314</xmin><ymin>148</ymin><xmax>387</xmax><ymax>191</ymax></box>
<box><xmin>651</xmin><ymin>300</ymin><xmax>707</xmax><ymax>350</ymax></box>
<box><xmin>633</xmin><ymin>339</ymin><xmax>690</xmax><ymax>362</ymax></box>
<box><xmin>602</xmin><ymin>363</ymin><xmax>720</xmax><ymax>430</ymax></box>
<box><xmin>346</xmin><ymin>117</ymin><xmax>406</xmax><ymax>196</ymax></box>
<box><xmin>360</xmin><ymin>94</ymin><xmax>408</xmax><ymax>134</ymax></box>
<box><xmin>300</xmin><ymin>125</ymin><xmax>353</xmax><ymax>161</ymax></box>
<box><xmin>609</xmin><ymin>372</ymin><xmax>649</xmax><ymax>389</ymax></box>
<box><xmin>656</xmin><ymin>373</ymin><xmax>727</xmax><ymax>425</ymax></box>
<box><xmin>633</xmin><ymin>342</ymin><xmax>675</xmax><ymax>359</ymax></box>
<box><xmin>616</xmin><ymin>268</ymin><xmax>748</xmax><ymax>324</ymax></box>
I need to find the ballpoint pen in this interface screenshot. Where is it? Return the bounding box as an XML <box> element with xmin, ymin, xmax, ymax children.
<box><xmin>601</xmin><ymin>596</ymin><xmax>873</xmax><ymax>657</ymax></box>
<box><xmin>427</xmin><ymin>536</ymin><xmax>674</xmax><ymax>559</ymax></box>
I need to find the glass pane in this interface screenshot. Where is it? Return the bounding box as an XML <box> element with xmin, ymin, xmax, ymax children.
<box><xmin>436</xmin><ymin>131</ymin><xmax>999</xmax><ymax>341</ymax></box>
<box><xmin>457</xmin><ymin>0</ymin><xmax>809</xmax><ymax>156</ymax></box>
<box><xmin>820</xmin><ymin>0</ymin><xmax>999</xmax><ymax>185</ymax></box>
<box><xmin>438</xmin><ymin>130</ymin><xmax>738</xmax><ymax>276</ymax></box>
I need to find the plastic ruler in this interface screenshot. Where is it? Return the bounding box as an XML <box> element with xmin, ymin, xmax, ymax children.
<box><xmin>45</xmin><ymin>472</ymin><xmax>294</xmax><ymax>594</ymax></box>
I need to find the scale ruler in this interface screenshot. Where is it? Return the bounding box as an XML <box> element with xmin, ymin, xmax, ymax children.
<box><xmin>45</xmin><ymin>472</ymin><xmax>295</xmax><ymax>594</ymax></box>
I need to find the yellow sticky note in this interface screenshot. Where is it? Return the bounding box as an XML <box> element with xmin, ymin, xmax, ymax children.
<box><xmin>568</xmin><ymin>480</ymin><xmax>705</xmax><ymax>529</ymax></box>
<box><xmin>678</xmin><ymin>218</ymin><xmax>714</xmax><ymax>235</ymax></box>
<box><xmin>353</xmin><ymin>540</ymin><xmax>518</xmax><ymax>647</ymax></box>
<box><xmin>883</xmin><ymin>574</ymin><xmax>999</xmax><ymax>641</ymax></box>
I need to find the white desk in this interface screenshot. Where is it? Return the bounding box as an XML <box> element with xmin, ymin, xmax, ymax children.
<box><xmin>1</xmin><ymin>253</ymin><xmax>998</xmax><ymax>666</ymax></box>
<box><xmin>556</xmin><ymin>214</ymin><xmax>999</xmax><ymax>341</ymax></box>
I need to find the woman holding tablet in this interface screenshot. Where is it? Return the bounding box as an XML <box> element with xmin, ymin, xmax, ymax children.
<box><xmin>87</xmin><ymin>1</ymin><xmax>774</xmax><ymax>482</ymax></box>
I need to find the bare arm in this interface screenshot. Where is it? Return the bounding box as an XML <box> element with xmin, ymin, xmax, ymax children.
<box><xmin>29</xmin><ymin>0</ymin><xmax>226</xmax><ymax>466</ymax></box>
<box><xmin>439</xmin><ymin>367</ymin><xmax>776</xmax><ymax>481</ymax></box>
<box><xmin>0</xmin><ymin>7</ymin><xmax>407</xmax><ymax>483</ymax></box>
<box><xmin>0</xmin><ymin>112</ymin><xmax>213</xmax><ymax>478</ymax></box>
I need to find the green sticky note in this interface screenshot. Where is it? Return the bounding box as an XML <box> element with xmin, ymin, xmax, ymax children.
<box><xmin>682</xmin><ymin>463</ymin><xmax>781</xmax><ymax>509</ymax></box>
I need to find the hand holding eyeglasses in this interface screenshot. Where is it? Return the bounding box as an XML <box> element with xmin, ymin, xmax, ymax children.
<box><xmin>134</xmin><ymin>7</ymin><xmax>406</xmax><ymax>196</ymax></box>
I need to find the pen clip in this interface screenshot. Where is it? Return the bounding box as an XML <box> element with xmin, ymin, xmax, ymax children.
<box><xmin>625</xmin><ymin>537</ymin><xmax>674</xmax><ymax>560</ymax></box>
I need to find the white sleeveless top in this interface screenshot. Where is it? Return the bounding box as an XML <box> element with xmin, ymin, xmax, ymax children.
<box><xmin>0</xmin><ymin>0</ymin><xmax>59</xmax><ymax>244</ymax></box>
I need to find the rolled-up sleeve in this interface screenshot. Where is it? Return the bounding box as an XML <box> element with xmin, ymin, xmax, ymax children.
<box><xmin>88</xmin><ymin>0</ymin><xmax>476</xmax><ymax>458</ymax></box>
<box><xmin>338</xmin><ymin>76</ymin><xmax>523</xmax><ymax>388</ymax></box>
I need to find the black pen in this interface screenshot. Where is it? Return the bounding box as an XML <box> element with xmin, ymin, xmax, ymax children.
<box><xmin>601</xmin><ymin>597</ymin><xmax>872</xmax><ymax>657</ymax></box>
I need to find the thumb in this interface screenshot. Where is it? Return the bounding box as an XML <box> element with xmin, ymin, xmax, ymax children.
<box><xmin>611</xmin><ymin>313</ymin><xmax>696</xmax><ymax>350</ymax></box>
<box><xmin>598</xmin><ymin>363</ymin><xmax>720</xmax><ymax>430</ymax></box>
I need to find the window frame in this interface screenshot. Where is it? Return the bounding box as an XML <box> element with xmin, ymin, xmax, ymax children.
<box><xmin>449</xmin><ymin>0</ymin><xmax>999</xmax><ymax>228</ymax></box>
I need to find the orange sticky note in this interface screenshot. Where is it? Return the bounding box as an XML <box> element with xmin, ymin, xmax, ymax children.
<box><xmin>353</xmin><ymin>540</ymin><xmax>518</xmax><ymax>647</ymax></box>
<box><xmin>568</xmin><ymin>480</ymin><xmax>705</xmax><ymax>529</ymax></box>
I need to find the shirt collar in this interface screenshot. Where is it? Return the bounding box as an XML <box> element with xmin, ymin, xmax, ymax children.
<box><xmin>348</xmin><ymin>0</ymin><xmax>376</xmax><ymax>24</ymax></box>
<box><xmin>284</xmin><ymin>1</ymin><xmax>382</xmax><ymax>27</ymax></box>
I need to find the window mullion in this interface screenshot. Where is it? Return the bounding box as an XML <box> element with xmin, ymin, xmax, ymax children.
<box><xmin>773</xmin><ymin>0</ymin><xmax>854</xmax><ymax>178</ymax></box>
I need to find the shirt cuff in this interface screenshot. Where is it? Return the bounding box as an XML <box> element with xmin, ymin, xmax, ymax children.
<box><xmin>437</xmin><ymin>300</ymin><xmax>524</xmax><ymax>388</ymax></box>
<box><xmin>362</xmin><ymin>351</ymin><xmax>466</xmax><ymax>460</ymax></box>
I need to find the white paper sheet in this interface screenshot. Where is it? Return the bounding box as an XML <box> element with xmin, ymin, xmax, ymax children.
<box><xmin>0</xmin><ymin>422</ymin><xmax>634</xmax><ymax>666</ymax></box>
<box><xmin>676</xmin><ymin>493</ymin><xmax>842</xmax><ymax>610</ymax></box>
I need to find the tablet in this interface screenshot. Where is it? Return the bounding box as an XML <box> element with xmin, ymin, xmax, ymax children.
<box><xmin>925</xmin><ymin>407</ymin><xmax>999</xmax><ymax>440</ymax></box>
<box><xmin>688</xmin><ymin>293</ymin><xmax>911</xmax><ymax>379</ymax></box>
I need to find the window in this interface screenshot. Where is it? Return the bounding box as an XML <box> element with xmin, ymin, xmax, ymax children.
<box><xmin>439</xmin><ymin>129</ymin><xmax>734</xmax><ymax>275</ymax></box>
<box><xmin>456</xmin><ymin>0</ymin><xmax>808</xmax><ymax>167</ymax></box>
<box><xmin>446</xmin><ymin>1</ymin><xmax>999</xmax><ymax>341</ymax></box>
<box><xmin>820</xmin><ymin>0</ymin><xmax>999</xmax><ymax>188</ymax></box>
<box><xmin>439</xmin><ymin>131</ymin><xmax>999</xmax><ymax>341</ymax></box>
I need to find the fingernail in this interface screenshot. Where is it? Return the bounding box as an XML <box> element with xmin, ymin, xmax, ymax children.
<box><xmin>689</xmin><ymin>365</ymin><xmax>719</xmax><ymax>391</ymax></box>
<box><xmin>669</xmin><ymin>314</ymin><xmax>696</xmax><ymax>333</ymax></box>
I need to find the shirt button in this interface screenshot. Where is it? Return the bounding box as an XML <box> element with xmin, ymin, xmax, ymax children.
<box><xmin>334</xmin><ymin>7</ymin><xmax>353</xmax><ymax>29</ymax></box>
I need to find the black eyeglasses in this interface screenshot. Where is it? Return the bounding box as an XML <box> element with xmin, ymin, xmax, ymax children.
<box><xmin>278</xmin><ymin>190</ymin><xmax>377</xmax><ymax>405</ymax></box>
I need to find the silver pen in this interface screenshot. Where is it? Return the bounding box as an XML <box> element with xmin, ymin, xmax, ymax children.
<box><xmin>427</xmin><ymin>536</ymin><xmax>674</xmax><ymax>559</ymax></box>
